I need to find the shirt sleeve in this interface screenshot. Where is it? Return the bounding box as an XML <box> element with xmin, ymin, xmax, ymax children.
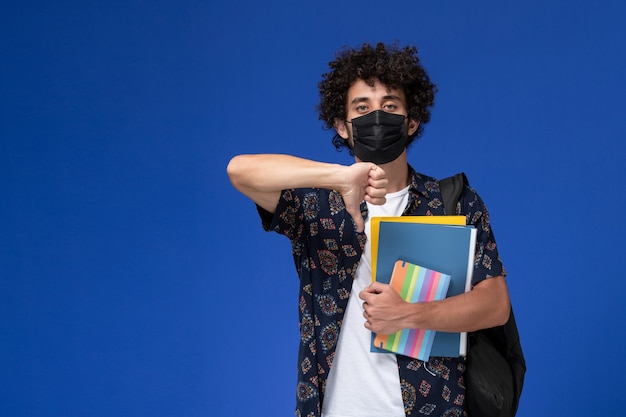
<box><xmin>256</xmin><ymin>188</ymin><xmax>306</xmax><ymax>241</ymax></box>
<box><xmin>460</xmin><ymin>186</ymin><xmax>507</xmax><ymax>286</ymax></box>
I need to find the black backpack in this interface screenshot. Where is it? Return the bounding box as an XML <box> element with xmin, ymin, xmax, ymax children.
<box><xmin>440</xmin><ymin>173</ymin><xmax>526</xmax><ymax>417</ymax></box>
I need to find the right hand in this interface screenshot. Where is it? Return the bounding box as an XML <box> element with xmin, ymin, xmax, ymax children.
<box><xmin>339</xmin><ymin>163</ymin><xmax>388</xmax><ymax>233</ymax></box>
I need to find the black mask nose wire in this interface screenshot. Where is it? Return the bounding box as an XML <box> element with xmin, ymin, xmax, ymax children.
<box><xmin>345</xmin><ymin>113</ymin><xmax>407</xmax><ymax>123</ymax></box>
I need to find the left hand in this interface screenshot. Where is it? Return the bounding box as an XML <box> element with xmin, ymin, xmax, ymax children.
<box><xmin>359</xmin><ymin>281</ymin><xmax>409</xmax><ymax>334</ymax></box>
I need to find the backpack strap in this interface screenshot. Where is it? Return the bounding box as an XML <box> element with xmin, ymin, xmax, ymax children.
<box><xmin>440</xmin><ymin>172</ymin><xmax>526</xmax><ymax>416</ymax></box>
<box><xmin>439</xmin><ymin>172</ymin><xmax>468</xmax><ymax>215</ymax></box>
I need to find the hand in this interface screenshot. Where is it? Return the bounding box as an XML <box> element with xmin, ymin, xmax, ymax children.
<box><xmin>359</xmin><ymin>281</ymin><xmax>409</xmax><ymax>334</ymax></box>
<box><xmin>339</xmin><ymin>163</ymin><xmax>387</xmax><ymax>232</ymax></box>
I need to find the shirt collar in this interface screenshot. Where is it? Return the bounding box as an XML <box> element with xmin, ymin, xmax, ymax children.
<box><xmin>407</xmin><ymin>164</ymin><xmax>434</xmax><ymax>200</ymax></box>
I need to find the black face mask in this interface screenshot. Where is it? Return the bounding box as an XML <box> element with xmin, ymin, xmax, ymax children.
<box><xmin>349</xmin><ymin>110</ymin><xmax>408</xmax><ymax>164</ymax></box>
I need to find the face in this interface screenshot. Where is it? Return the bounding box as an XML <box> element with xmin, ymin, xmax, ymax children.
<box><xmin>334</xmin><ymin>78</ymin><xmax>419</xmax><ymax>148</ymax></box>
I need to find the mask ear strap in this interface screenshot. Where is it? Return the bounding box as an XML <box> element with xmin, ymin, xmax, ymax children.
<box><xmin>333</xmin><ymin>119</ymin><xmax>350</xmax><ymax>140</ymax></box>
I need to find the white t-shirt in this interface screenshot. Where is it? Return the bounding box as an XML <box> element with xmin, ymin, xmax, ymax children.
<box><xmin>321</xmin><ymin>186</ymin><xmax>410</xmax><ymax>417</ymax></box>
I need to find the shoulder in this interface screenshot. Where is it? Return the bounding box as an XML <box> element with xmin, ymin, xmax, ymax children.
<box><xmin>458</xmin><ymin>184</ymin><xmax>490</xmax><ymax>224</ymax></box>
<box><xmin>434</xmin><ymin>171</ymin><xmax>489</xmax><ymax>221</ymax></box>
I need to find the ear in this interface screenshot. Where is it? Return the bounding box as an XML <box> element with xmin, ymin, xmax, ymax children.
<box><xmin>334</xmin><ymin>118</ymin><xmax>350</xmax><ymax>139</ymax></box>
<box><xmin>407</xmin><ymin>119</ymin><xmax>420</xmax><ymax>136</ymax></box>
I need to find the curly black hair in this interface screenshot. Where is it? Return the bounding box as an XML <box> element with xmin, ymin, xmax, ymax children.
<box><xmin>317</xmin><ymin>42</ymin><xmax>437</xmax><ymax>151</ymax></box>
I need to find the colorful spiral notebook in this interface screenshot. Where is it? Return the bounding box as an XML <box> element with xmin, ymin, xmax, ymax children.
<box><xmin>373</xmin><ymin>260</ymin><xmax>451</xmax><ymax>361</ymax></box>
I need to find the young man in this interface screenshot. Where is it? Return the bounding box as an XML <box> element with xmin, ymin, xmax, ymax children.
<box><xmin>227</xmin><ymin>42</ymin><xmax>510</xmax><ymax>417</ymax></box>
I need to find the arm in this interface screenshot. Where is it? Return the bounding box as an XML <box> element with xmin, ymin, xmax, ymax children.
<box><xmin>360</xmin><ymin>276</ymin><xmax>511</xmax><ymax>334</ymax></box>
<box><xmin>226</xmin><ymin>154</ymin><xmax>388</xmax><ymax>232</ymax></box>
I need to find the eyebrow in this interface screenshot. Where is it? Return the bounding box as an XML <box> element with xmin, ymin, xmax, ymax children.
<box><xmin>350</xmin><ymin>94</ymin><xmax>403</xmax><ymax>105</ymax></box>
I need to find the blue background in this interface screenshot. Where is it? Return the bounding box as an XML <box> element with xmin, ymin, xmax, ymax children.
<box><xmin>2</xmin><ymin>0</ymin><xmax>625</xmax><ymax>416</ymax></box>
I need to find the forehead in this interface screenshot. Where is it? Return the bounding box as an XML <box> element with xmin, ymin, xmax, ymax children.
<box><xmin>346</xmin><ymin>78</ymin><xmax>406</xmax><ymax>103</ymax></box>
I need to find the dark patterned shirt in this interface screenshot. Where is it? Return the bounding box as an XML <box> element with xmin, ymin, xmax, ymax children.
<box><xmin>258</xmin><ymin>166</ymin><xmax>506</xmax><ymax>417</ymax></box>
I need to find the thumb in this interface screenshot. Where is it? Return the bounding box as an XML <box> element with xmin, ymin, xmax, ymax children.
<box><xmin>367</xmin><ymin>281</ymin><xmax>385</xmax><ymax>293</ymax></box>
